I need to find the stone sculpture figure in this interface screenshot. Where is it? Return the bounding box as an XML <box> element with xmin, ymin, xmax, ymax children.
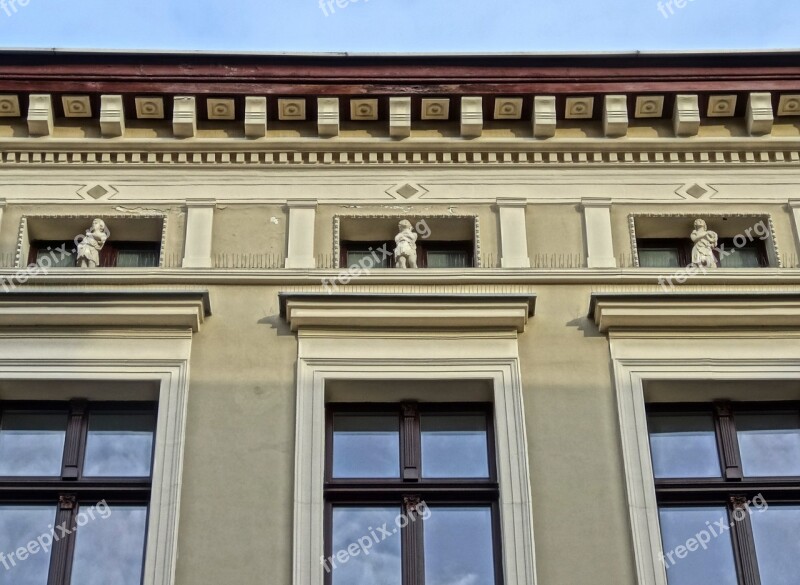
<box><xmin>76</xmin><ymin>218</ymin><xmax>110</xmax><ymax>268</ymax></box>
<box><xmin>690</xmin><ymin>218</ymin><xmax>718</xmax><ymax>269</ymax></box>
<box><xmin>394</xmin><ymin>219</ymin><xmax>418</xmax><ymax>269</ymax></box>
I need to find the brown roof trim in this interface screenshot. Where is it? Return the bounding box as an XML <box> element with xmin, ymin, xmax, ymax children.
<box><xmin>1</xmin><ymin>50</ymin><xmax>799</xmax><ymax>95</ymax></box>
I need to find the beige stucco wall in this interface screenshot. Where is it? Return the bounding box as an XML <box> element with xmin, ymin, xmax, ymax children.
<box><xmin>168</xmin><ymin>281</ymin><xmax>636</xmax><ymax>585</ymax></box>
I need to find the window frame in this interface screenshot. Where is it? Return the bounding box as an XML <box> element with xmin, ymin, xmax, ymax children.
<box><xmin>323</xmin><ymin>402</ymin><xmax>503</xmax><ymax>585</ymax></box>
<box><xmin>646</xmin><ymin>401</ymin><xmax>800</xmax><ymax>585</ymax></box>
<box><xmin>635</xmin><ymin>238</ymin><xmax>769</xmax><ymax>268</ymax></box>
<box><xmin>339</xmin><ymin>240</ymin><xmax>475</xmax><ymax>269</ymax></box>
<box><xmin>0</xmin><ymin>399</ymin><xmax>158</xmax><ymax>585</ymax></box>
<box><xmin>605</xmin><ymin>341</ymin><xmax>800</xmax><ymax>585</ymax></box>
<box><xmin>28</xmin><ymin>239</ymin><xmax>161</xmax><ymax>268</ymax></box>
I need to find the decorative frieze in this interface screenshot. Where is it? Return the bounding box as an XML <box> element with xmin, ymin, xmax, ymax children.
<box><xmin>777</xmin><ymin>95</ymin><xmax>800</xmax><ymax>117</ymax></box>
<box><xmin>278</xmin><ymin>98</ymin><xmax>306</xmax><ymax>121</ymax></box>
<box><xmin>0</xmin><ymin>95</ymin><xmax>20</xmax><ymax>117</ymax></box>
<box><xmin>565</xmin><ymin>97</ymin><xmax>594</xmax><ymax>119</ymax></box>
<box><xmin>707</xmin><ymin>95</ymin><xmax>737</xmax><ymax>118</ymax></box>
<box><xmin>421</xmin><ymin>99</ymin><xmax>449</xmax><ymax>120</ymax></box>
<box><xmin>135</xmin><ymin>97</ymin><xmax>164</xmax><ymax>119</ymax></box>
<box><xmin>350</xmin><ymin>99</ymin><xmax>378</xmax><ymax>121</ymax></box>
<box><xmin>207</xmin><ymin>99</ymin><xmax>235</xmax><ymax>121</ymax></box>
<box><xmin>634</xmin><ymin>96</ymin><xmax>664</xmax><ymax>118</ymax></box>
<box><xmin>494</xmin><ymin>98</ymin><xmax>523</xmax><ymax>120</ymax></box>
<box><xmin>62</xmin><ymin>96</ymin><xmax>92</xmax><ymax>118</ymax></box>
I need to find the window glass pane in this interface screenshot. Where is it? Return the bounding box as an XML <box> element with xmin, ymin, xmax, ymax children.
<box><xmin>751</xmin><ymin>505</ymin><xmax>800</xmax><ymax>585</ymax></box>
<box><xmin>0</xmin><ymin>505</ymin><xmax>56</xmax><ymax>585</ymax></box>
<box><xmin>332</xmin><ymin>415</ymin><xmax>399</xmax><ymax>478</ymax></box>
<box><xmin>346</xmin><ymin>250</ymin><xmax>389</xmax><ymax>269</ymax></box>
<box><xmin>427</xmin><ymin>251</ymin><xmax>470</xmax><ymax>268</ymax></box>
<box><xmin>0</xmin><ymin>411</ymin><xmax>67</xmax><ymax>476</ymax></box>
<box><xmin>424</xmin><ymin>506</ymin><xmax>496</xmax><ymax>585</ymax></box>
<box><xmin>70</xmin><ymin>504</ymin><xmax>148</xmax><ymax>585</ymax></box>
<box><xmin>737</xmin><ymin>411</ymin><xmax>800</xmax><ymax>477</ymax></box>
<box><xmin>116</xmin><ymin>249</ymin><xmax>159</xmax><ymax>268</ymax></box>
<box><xmin>330</xmin><ymin>507</ymin><xmax>401</xmax><ymax>585</ymax></box>
<box><xmin>83</xmin><ymin>412</ymin><xmax>156</xmax><ymax>477</ymax></box>
<box><xmin>720</xmin><ymin>246</ymin><xmax>761</xmax><ymax>268</ymax></box>
<box><xmin>648</xmin><ymin>413</ymin><xmax>721</xmax><ymax>478</ymax></box>
<box><xmin>658</xmin><ymin>506</ymin><xmax>738</xmax><ymax>585</ymax></box>
<box><xmin>421</xmin><ymin>414</ymin><xmax>489</xmax><ymax>478</ymax></box>
<box><xmin>36</xmin><ymin>246</ymin><xmax>75</xmax><ymax>268</ymax></box>
<box><xmin>639</xmin><ymin>248</ymin><xmax>681</xmax><ymax>268</ymax></box>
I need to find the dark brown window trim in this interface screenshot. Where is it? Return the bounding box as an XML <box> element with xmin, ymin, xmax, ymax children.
<box><xmin>636</xmin><ymin>238</ymin><xmax>769</xmax><ymax>268</ymax></box>
<box><xmin>646</xmin><ymin>401</ymin><xmax>800</xmax><ymax>585</ymax></box>
<box><xmin>28</xmin><ymin>240</ymin><xmax>161</xmax><ymax>268</ymax></box>
<box><xmin>339</xmin><ymin>241</ymin><xmax>475</xmax><ymax>269</ymax></box>
<box><xmin>0</xmin><ymin>400</ymin><xmax>156</xmax><ymax>585</ymax></box>
<box><xmin>324</xmin><ymin>402</ymin><xmax>503</xmax><ymax>585</ymax></box>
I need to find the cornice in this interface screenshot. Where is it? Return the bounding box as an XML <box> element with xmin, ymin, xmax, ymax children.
<box><xmin>3</xmin><ymin>268</ymin><xmax>800</xmax><ymax>286</ymax></box>
<box><xmin>1</xmin><ymin>137</ymin><xmax>799</xmax><ymax>168</ymax></box>
<box><xmin>0</xmin><ymin>290</ymin><xmax>210</xmax><ymax>331</ymax></box>
<box><xmin>279</xmin><ymin>292</ymin><xmax>536</xmax><ymax>332</ymax></box>
<box><xmin>589</xmin><ymin>292</ymin><xmax>800</xmax><ymax>332</ymax></box>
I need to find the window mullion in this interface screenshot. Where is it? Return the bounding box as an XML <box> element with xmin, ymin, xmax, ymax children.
<box><xmin>715</xmin><ymin>402</ymin><xmax>744</xmax><ymax>480</ymax></box>
<box><xmin>402</xmin><ymin>495</ymin><xmax>424</xmax><ymax>585</ymax></box>
<box><xmin>61</xmin><ymin>401</ymin><xmax>87</xmax><ymax>480</ymax></box>
<box><xmin>728</xmin><ymin>496</ymin><xmax>762</xmax><ymax>585</ymax></box>
<box><xmin>401</xmin><ymin>403</ymin><xmax>420</xmax><ymax>481</ymax></box>
<box><xmin>47</xmin><ymin>494</ymin><xmax>77</xmax><ymax>585</ymax></box>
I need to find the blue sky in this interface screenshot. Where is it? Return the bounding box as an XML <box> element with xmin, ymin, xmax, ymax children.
<box><xmin>0</xmin><ymin>0</ymin><xmax>797</xmax><ymax>52</ymax></box>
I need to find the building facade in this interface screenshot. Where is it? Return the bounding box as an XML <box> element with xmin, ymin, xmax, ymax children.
<box><xmin>0</xmin><ymin>50</ymin><xmax>799</xmax><ymax>585</ymax></box>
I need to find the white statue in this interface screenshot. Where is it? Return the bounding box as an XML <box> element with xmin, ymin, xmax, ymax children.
<box><xmin>76</xmin><ymin>218</ymin><xmax>110</xmax><ymax>268</ymax></box>
<box><xmin>690</xmin><ymin>218</ymin><xmax>718</xmax><ymax>269</ymax></box>
<box><xmin>394</xmin><ymin>219</ymin><xmax>418</xmax><ymax>269</ymax></box>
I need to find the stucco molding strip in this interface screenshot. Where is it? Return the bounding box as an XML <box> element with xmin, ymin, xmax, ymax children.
<box><xmin>1</xmin><ymin>147</ymin><xmax>799</xmax><ymax>168</ymax></box>
<box><xmin>0</xmin><ymin>290</ymin><xmax>210</xmax><ymax>331</ymax></box>
<box><xmin>590</xmin><ymin>292</ymin><xmax>800</xmax><ymax>332</ymax></box>
<box><xmin>280</xmin><ymin>292</ymin><xmax>535</xmax><ymax>333</ymax></box>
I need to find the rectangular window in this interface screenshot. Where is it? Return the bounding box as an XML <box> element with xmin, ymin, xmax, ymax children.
<box><xmin>324</xmin><ymin>403</ymin><xmax>502</xmax><ymax>585</ymax></box>
<box><xmin>0</xmin><ymin>400</ymin><xmax>156</xmax><ymax>585</ymax></box>
<box><xmin>637</xmin><ymin>238</ymin><xmax>768</xmax><ymax>268</ymax></box>
<box><xmin>340</xmin><ymin>241</ymin><xmax>474</xmax><ymax>269</ymax></box>
<box><xmin>30</xmin><ymin>241</ymin><xmax>160</xmax><ymax>268</ymax></box>
<box><xmin>646</xmin><ymin>402</ymin><xmax>800</xmax><ymax>585</ymax></box>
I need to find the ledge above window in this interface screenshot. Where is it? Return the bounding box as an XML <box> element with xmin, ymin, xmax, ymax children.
<box><xmin>280</xmin><ymin>293</ymin><xmax>535</xmax><ymax>332</ymax></box>
<box><xmin>590</xmin><ymin>292</ymin><xmax>800</xmax><ymax>333</ymax></box>
<box><xmin>0</xmin><ymin>290</ymin><xmax>210</xmax><ymax>331</ymax></box>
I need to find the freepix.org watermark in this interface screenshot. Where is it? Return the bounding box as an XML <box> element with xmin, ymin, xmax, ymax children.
<box><xmin>0</xmin><ymin>245</ymin><xmax>69</xmax><ymax>293</ymax></box>
<box><xmin>1</xmin><ymin>0</ymin><xmax>32</xmax><ymax>18</ymax></box>
<box><xmin>318</xmin><ymin>0</ymin><xmax>369</xmax><ymax>17</ymax></box>
<box><xmin>659</xmin><ymin>494</ymin><xmax>768</xmax><ymax>570</ymax></box>
<box><xmin>1</xmin><ymin>500</ymin><xmax>112</xmax><ymax>572</ymax></box>
<box><xmin>656</xmin><ymin>0</ymin><xmax>697</xmax><ymax>19</ymax></box>
<box><xmin>321</xmin><ymin>500</ymin><xmax>431</xmax><ymax>574</ymax></box>
<box><xmin>658</xmin><ymin>220</ymin><xmax>770</xmax><ymax>292</ymax></box>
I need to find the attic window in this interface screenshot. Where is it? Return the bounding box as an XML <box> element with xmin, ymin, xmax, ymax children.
<box><xmin>334</xmin><ymin>215</ymin><xmax>480</xmax><ymax>269</ymax></box>
<box><xmin>630</xmin><ymin>214</ymin><xmax>779</xmax><ymax>269</ymax></box>
<box><xmin>16</xmin><ymin>215</ymin><xmax>165</xmax><ymax>269</ymax></box>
